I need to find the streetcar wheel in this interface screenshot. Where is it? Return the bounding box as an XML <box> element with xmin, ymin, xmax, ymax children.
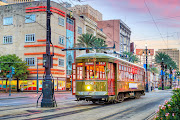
<box><xmin>118</xmin><ymin>93</ymin><xmax>124</xmax><ymax>102</ymax></box>
<box><xmin>92</xmin><ymin>101</ymin><xmax>96</xmax><ymax>104</ymax></box>
<box><xmin>135</xmin><ymin>92</ymin><xmax>141</xmax><ymax>99</ymax></box>
<box><xmin>113</xmin><ymin>100</ymin><xmax>117</xmax><ymax>104</ymax></box>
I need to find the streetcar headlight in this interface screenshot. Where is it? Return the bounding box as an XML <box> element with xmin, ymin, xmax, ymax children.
<box><xmin>87</xmin><ymin>86</ymin><xmax>91</xmax><ymax>90</ymax></box>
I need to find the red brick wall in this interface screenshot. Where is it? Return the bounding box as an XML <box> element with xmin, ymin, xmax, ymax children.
<box><xmin>97</xmin><ymin>20</ymin><xmax>120</xmax><ymax>52</ymax></box>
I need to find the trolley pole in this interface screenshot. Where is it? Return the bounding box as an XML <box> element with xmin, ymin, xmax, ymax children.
<box><xmin>41</xmin><ymin>0</ymin><xmax>55</xmax><ymax>107</ymax></box>
<box><xmin>145</xmin><ymin>44</ymin><xmax>149</xmax><ymax>92</ymax></box>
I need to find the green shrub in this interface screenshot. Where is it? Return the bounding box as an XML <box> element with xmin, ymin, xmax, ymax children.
<box><xmin>158</xmin><ymin>86</ymin><xmax>171</xmax><ymax>90</ymax></box>
<box><xmin>158</xmin><ymin>87</ymin><xmax>162</xmax><ymax>90</ymax></box>
<box><xmin>155</xmin><ymin>86</ymin><xmax>180</xmax><ymax>120</ymax></box>
<box><xmin>164</xmin><ymin>86</ymin><xmax>170</xmax><ymax>89</ymax></box>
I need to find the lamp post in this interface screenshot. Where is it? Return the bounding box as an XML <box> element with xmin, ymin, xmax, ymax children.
<box><xmin>161</xmin><ymin>58</ymin><xmax>164</xmax><ymax>90</ymax></box>
<box><xmin>169</xmin><ymin>66</ymin><xmax>172</xmax><ymax>89</ymax></box>
<box><xmin>145</xmin><ymin>44</ymin><xmax>148</xmax><ymax>92</ymax></box>
<box><xmin>143</xmin><ymin>44</ymin><xmax>150</xmax><ymax>92</ymax></box>
<box><xmin>41</xmin><ymin>0</ymin><xmax>55</xmax><ymax>107</ymax></box>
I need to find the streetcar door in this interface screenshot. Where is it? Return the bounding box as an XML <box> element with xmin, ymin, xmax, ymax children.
<box><xmin>108</xmin><ymin>63</ymin><xmax>115</xmax><ymax>95</ymax></box>
<box><xmin>72</xmin><ymin>63</ymin><xmax>76</xmax><ymax>95</ymax></box>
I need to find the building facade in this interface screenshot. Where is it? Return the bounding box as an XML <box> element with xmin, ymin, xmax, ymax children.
<box><xmin>0</xmin><ymin>1</ymin><xmax>106</xmax><ymax>92</ymax></box>
<box><xmin>156</xmin><ymin>49</ymin><xmax>180</xmax><ymax>70</ymax></box>
<box><xmin>97</xmin><ymin>20</ymin><xmax>131</xmax><ymax>54</ymax></box>
<box><xmin>136</xmin><ymin>49</ymin><xmax>154</xmax><ymax>66</ymax></box>
<box><xmin>68</xmin><ymin>4</ymin><xmax>102</xmax><ymax>21</ymax></box>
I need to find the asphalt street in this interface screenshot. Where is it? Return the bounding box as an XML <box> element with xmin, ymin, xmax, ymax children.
<box><xmin>0</xmin><ymin>90</ymin><xmax>172</xmax><ymax>120</ymax></box>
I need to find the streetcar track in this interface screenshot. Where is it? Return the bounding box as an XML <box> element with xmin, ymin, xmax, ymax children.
<box><xmin>0</xmin><ymin>102</ymin><xmax>107</xmax><ymax>119</ymax></box>
<box><xmin>98</xmin><ymin>97</ymin><xmax>169</xmax><ymax>120</ymax></box>
<box><xmin>26</xmin><ymin>104</ymin><xmax>109</xmax><ymax>120</ymax></box>
<box><xmin>144</xmin><ymin>111</ymin><xmax>156</xmax><ymax>120</ymax></box>
<box><xmin>0</xmin><ymin>99</ymin><xmax>75</xmax><ymax>112</ymax></box>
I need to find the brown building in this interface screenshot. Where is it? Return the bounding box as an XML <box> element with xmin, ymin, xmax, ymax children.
<box><xmin>68</xmin><ymin>4</ymin><xmax>102</xmax><ymax>21</ymax></box>
<box><xmin>97</xmin><ymin>20</ymin><xmax>131</xmax><ymax>54</ymax></box>
<box><xmin>156</xmin><ymin>49</ymin><xmax>180</xmax><ymax>69</ymax></box>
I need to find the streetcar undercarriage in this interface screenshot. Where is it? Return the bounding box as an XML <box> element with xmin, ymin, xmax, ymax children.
<box><xmin>75</xmin><ymin>91</ymin><xmax>145</xmax><ymax>103</ymax></box>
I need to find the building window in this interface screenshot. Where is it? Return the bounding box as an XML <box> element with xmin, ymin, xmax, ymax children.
<box><xmin>78</xmin><ymin>27</ymin><xmax>82</xmax><ymax>34</ymax></box>
<box><xmin>3</xmin><ymin>36</ymin><xmax>13</xmax><ymax>44</ymax></box>
<box><xmin>58</xmin><ymin>59</ymin><xmax>64</xmax><ymax>67</ymax></box>
<box><xmin>59</xmin><ymin>36</ymin><xmax>65</xmax><ymax>45</ymax></box>
<box><xmin>25</xmin><ymin>14</ymin><xmax>36</xmax><ymax>23</ymax></box>
<box><xmin>25</xmin><ymin>34</ymin><xmax>35</xmax><ymax>42</ymax></box>
<box><xmin>3</xmin><ymin>17</ymin><xmax>13</xmax><ymax>25</ymax></box>
<box><xmin>59</xmin><ymin>17</ymin><xmax>65</xmax><ymax>26</ymax></box>
<box><xmin>25</xmin><ymin>58</ymin><xmax>35</xmax><ymax>66</ymax></box>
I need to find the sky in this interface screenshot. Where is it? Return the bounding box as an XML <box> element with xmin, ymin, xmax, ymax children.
<box><xmin>57</xmin><ymin>0</ymin><xmax>180</xmax><ymax>50</ymax></box>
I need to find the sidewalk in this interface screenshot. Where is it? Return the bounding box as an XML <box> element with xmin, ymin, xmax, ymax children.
<box><xmin>0</xmin><ymin>91</ymin><xmax>72</xmax><ymax>100</ymax></box>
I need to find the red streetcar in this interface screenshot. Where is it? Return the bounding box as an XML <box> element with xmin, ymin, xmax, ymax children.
<box><xmin>72</xmin><ymin>53</ymin><xmax>145</xmax><ymax>103</ymax></box>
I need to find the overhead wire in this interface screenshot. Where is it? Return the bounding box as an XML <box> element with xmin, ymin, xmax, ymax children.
<box><xmin>144</xmin><ymin>0</ymin><xmax>168</xmax><ymax>47</ymax></box>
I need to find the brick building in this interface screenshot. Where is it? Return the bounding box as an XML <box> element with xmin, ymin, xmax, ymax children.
<box><xmin>97</xmin><ymin>20</ymin><xmax>131</xmax><ymax>54</ymax></box>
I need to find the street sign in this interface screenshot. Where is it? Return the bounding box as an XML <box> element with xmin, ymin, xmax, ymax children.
<box><xmin>11</xmin><ymin>67</ymin><xmax>15</xmax><ymax>74</ymax></box>
<box><xmin>6</xmin><ymin>74</ymin><xmax>10</xmax><ymax>78</ymax></box>
<box><xmin>161</xmin><ymin>70</ymin><xmax>165</xmax><ymax>75</ymax></box>
<box><xmin>6</xmin><ymin>74</ymin><xmax>12</xmax><ymax>78</ymax></box>
<box><xmin>169</xmin><ymin>74</ymin><xmax>172</xmax><ymax>78</ymax></box>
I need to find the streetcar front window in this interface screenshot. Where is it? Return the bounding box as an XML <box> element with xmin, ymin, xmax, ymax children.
<box><xmin>85</xmin><ymin>62</ymin><xmax>106</xmax><ymax>80</ymax></box>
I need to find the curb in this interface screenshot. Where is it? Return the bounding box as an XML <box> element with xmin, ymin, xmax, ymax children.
<box><xmin>0</xmin><ymin>96</ymin><xmax>29</xmax><ymax>100</ymax></box>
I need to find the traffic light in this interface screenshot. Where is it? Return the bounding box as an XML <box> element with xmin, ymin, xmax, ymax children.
<box><xmin>69</xmin><ymin>11</ymin><xmax>73</xmax><ymax>18</ymax></box>
<box><xmin>11</xmin><ymin>67</ymin><xmax>15</xmax><ymax>74</ymax></box>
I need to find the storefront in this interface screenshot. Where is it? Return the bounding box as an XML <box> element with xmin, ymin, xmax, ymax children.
<box><xmin>0</xmin><ymin>77</ymin><xmax>66</xmax><ymax>92</ymax></box>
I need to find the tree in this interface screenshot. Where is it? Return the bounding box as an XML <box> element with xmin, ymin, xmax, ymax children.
<box><xmin>76</xmin><ymin>33</ymin><xmax>108</xmax><ymax>53</ymax></box>
<box><xmin>155</xmin><ymin>52</ymin><xmax>178</xmax><ymax>70</ymax></box>
<box><xmin>95</xmin><ymin>38</ymin><xmax>108</xmax><ymax>53</ymax></box>
<box><xmin>155</xmin><ymin>52</ymin><xmax>178</xmax><ymax>88</ymax></box>
<box><xmin>0</xmin><ymin>54</ymin><xmax>29</xmax><ymax>92</ymax></box>
<box><xmin>150</xmin><ymin>67</ymin><xmax>159</xmax><ymax>74</ymax></box>
<box><xmin>76</xmin><ymin>33</ymin><xmax>97</xmax><ymax>53</ymax></box>
<box><xmin>122</xmin><ymin>51</ymin><xmax>139</xmax><ymax>63</ymax></box>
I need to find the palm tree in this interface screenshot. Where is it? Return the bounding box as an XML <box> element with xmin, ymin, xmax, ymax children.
<box><xmin>122</xmin><ymin>51</ymin><xmax>139</xmax><ymax>63</ymax></box>
<box><xmin>155</xmin><ymin>52</ymin><xmax>178</xmax><ymax>88</ymax></box>
<box><xmin>95</xmin><ymin>38</ymin><xmax>108</xmax><ymax>53</ymax></box>
<box><xmin>155</xmin><ymin>52</ymin><xmax>170</xmax><ymax>64</ymax></box>
<box><xmin>76</xmin><ymin>33</ymin><xmax>97</xmax><ymax>53</ymax></box>
<box><xmin>76</xmin><ymin>33</ymin><xmax>108</xmax><ymax>53</ymax></box>
<box><xmin>150</xmin><ymin>67</ymin><xmax>159</xmax><ymax>74</ymax></box>
<box><xmin>155</xmin><ymin>52</ymin><xmax>178</xmax><ymax>70</ymax></box>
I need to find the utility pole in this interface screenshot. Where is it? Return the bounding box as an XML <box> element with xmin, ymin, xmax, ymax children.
<box><xmin>41</xmin><ymin>0</ymin><xmax>55</xmax><ymax>107</ymax></box>
<box><xmin>145</xmin><ymin>44</ymin><xmax>149</xmax><ymax>92</ymax></box>
<box><xmin>161</xmin><ymin>58</ymin><xmax>164</xmax><ymax>90</ymax></box>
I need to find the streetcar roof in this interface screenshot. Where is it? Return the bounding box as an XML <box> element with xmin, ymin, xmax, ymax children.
<box><xmin>76</xmin><ymin>53</ymin><xmax>144</xmax><ymax>69</ymax></box>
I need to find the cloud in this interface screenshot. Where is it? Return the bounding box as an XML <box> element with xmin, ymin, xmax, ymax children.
<box><xmin>106</xmin><ymin>0</ymin><xmax>180</xmax><ymax>28</ymax></box>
